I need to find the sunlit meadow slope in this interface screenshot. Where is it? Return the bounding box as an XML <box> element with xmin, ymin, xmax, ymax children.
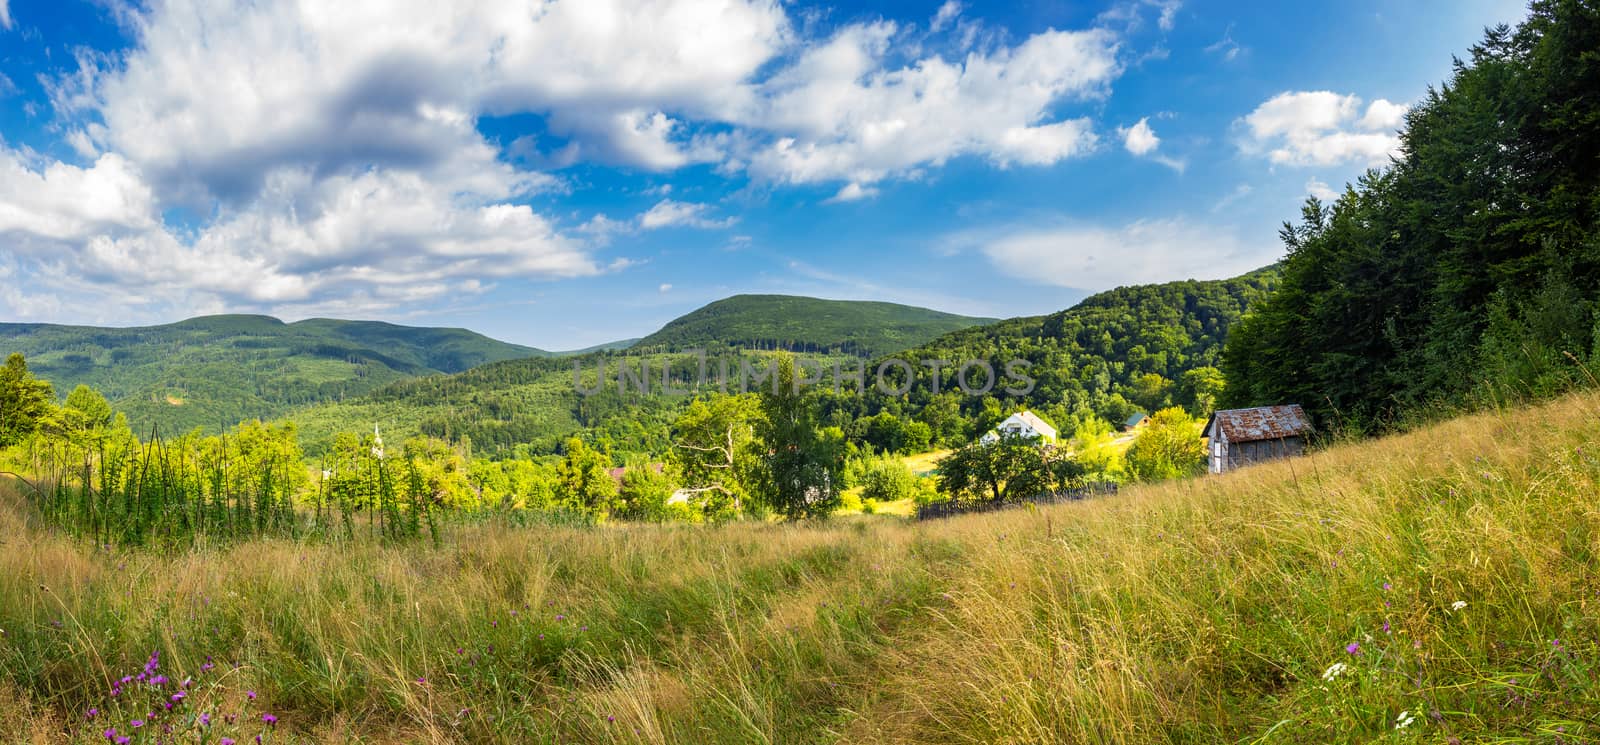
<box><xmin>3</xmin><ymin>392</ymin><xmax>1599</xmax><ymax>743</ymax></box>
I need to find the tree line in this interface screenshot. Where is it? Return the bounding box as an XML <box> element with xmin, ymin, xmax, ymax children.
<box><xmin>1223</xmin><ymin>0</ymin><xmax>1600</xmax><ymax>430</ymax></box>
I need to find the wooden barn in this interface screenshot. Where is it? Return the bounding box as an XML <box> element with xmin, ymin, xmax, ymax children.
<box><xmin>1203</xmin><ymin>405</ymin><xmax>1312</xmax><ymax>474</ymax></box>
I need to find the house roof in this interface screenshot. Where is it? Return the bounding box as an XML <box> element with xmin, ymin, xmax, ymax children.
<box><xmin>993</xmin><ymin>410</ymin><xmax>1057</xmax><ymax>439</ymax></box>
<box><xmin>1124</xmin><ymin>412</ymin><xmax>1147</xmax><ymax>427</ymax></box>
<box><xmin>1204</xmin><ymin>405</ymin><xmax>1312</xmax><ymax>443</ymax></box>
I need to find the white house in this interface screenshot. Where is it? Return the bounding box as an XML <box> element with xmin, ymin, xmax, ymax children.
<box><xmin>980</xmin><ymin>411</ymin><xmax>1058</xmax><ymax>445</ymax></box>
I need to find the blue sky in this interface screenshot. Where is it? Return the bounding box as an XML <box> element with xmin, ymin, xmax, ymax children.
<box><xmin>0</xmin><ymin>0</ymin><xmax>1529</xmax><ymax>350</ymax></box>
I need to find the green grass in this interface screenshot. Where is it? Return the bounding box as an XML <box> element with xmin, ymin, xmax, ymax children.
<box><xmin>3</xmin><ymin>390</ymin><xmax>1599</xmax><ymax>742</ymax></box>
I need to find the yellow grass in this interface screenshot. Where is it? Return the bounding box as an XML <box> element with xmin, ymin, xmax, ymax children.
<box><xmin>4</xmin><ymin>391</ymin><xmax>1600</xmax><ymax>742</ymax></box>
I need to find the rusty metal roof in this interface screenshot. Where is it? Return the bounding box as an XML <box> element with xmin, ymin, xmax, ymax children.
<box><xmin>1204</xmin><ymin>405</ymin><xmax>1312</xmax><ymax>443</ymax></box>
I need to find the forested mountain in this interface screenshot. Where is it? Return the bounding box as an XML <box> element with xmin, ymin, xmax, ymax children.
<box><xmin>1223</xmin><ymin>0</ymin><xmax>1600</xmax><ymax>430</ymax></box>
<box><xmin>285</xmin><ymin>268</ymin><xmax>1279</xmax><ymax>460</ymax></box>
<box><xmin>631</xmin><ymin>295</ymin><xmax>996</xmax><ymax>357</ymax></box>
<box><xmin>821</xmin><ymin>267</ymin><xmax>1282</xmax><ymax>444</ymax></box>
<box><xmin>0</xmin><ymin>314</ymin><xmax>545</xmax><ymax>435</ymax></box>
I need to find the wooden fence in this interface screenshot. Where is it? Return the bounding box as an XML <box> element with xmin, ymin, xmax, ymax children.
<box><xmin>914</xmin><ymin>483</ymin><xmax>1118</xmax><ymax>521</ymax></box>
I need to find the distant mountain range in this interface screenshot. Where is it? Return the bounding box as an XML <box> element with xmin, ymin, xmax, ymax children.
<box><xmin>1</xmin><ymin>296</ymin><xmax>998</xmax><ymax>436</ymax></box>
<box><xmin>0</xmin><ymin>314</ymin><xmax>545</xmax><ymax>434</ymax></box>
<box><xmin>277</xmin><ymin>270</ymin><xmax>1278</xmax><ymax>459</ymax></box>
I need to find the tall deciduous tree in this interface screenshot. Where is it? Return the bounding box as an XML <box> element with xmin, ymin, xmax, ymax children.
<box><xmin>936</xmin><ymin>433</ymin><xmax>1082</xmax><ymax>503</ymax></box>
<box><xmin>753</xmin><ymin>356</ymin><xmax>845</xmax><ymax>520</ymax></box>
<box><xmin>0</xmin><ymin>353</ymin><xmax>55</xmax><ymax>448</ymax></box>
<box><xmin>670</xmin><ymin>393</ymin><xmax>761</xmax><ymax>515</ymax></box>
<box><xmin>555</xmin><ymin>437</ymin><xmax>618</xmax><ymax>519</ymax></box>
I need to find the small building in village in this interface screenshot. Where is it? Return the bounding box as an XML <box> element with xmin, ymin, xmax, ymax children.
<box><xmin>1202</xmin><ymin>405</ymin><xmax>1312</xmax><ymax>474</ymax></box>
<box><xmin>1123</xmin><ymin>412</ymin><xmax>1148</xmax><ymax>432</ymax></box>
<box><xmin>980</xmin><ymin>411</ymin><xmax>1058</xmax><ymax>445</ymax></box>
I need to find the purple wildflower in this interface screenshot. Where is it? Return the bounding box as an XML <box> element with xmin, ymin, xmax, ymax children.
<box><xmin>262</xmin><ymin>713</ymin><xmax>277</xmax><ymax>725</ymax></box>
<box><xmin>221</xmin><ymin>740</ymin><xmax>235</xmax><ymax>745</ymax></box>
<box><xmin>131</xmin><ymin>719</ymin><xmax>144</xmax><ymax>728</ymax></box>
<box><xmin>200</xmin><ymin>712</ymin><xmax>211</xmax><ymax>726</ymax></box>
<box><xmin>1346</xmin><ymin>642</ymin><xmax>1361</xmax><ymax>655</ymax></box>
<box><xmin>246</xmin><ymin>690</ymin><xmax>256</xmax><ymax>700</ymax></box>
<box><xmin>87</xmin><ymin>708</ymin><xmax>99</xmax><ymax>719</ymax></box>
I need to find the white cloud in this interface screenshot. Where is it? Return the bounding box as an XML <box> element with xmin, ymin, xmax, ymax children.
<box><xmin>0</xmin><ymin>163</ymin><xmax>603</xmax><ymax>319</ymax></box>
<box><xmin>0</xmin><ymin>150</ymin><xmax>157</xmax><ymax>242</ymax></box>
<box><xmin>975</xmin><ymin>218</ymin><xmax>1276</xmax><ymax>290</ymax></box>
<box><xmin>1120</xmin><ymin>118</ymin><xmax>1160</xmax><ymax>156</ymax></box>
<box><xmin>823</xmin><ymin>182</ymin><xmax>880</xmax><ymax>203</ymax></box>
<box><xmin>1117</xmin><ymin>116</ymin><xmax>1184</xmax><ymax>172</ymax></box>
<box><xmin>1239</xmin><ymin>91</ymin><xmax>1408</xmax><ymax>167</ymax></box>
<box><xmin>1306</xmin><ymin>178</ymin><xmax>1339</xmax><ymax>201</ymax></box>
<box><xmin>744</xmin><ymin>22</ymin><xmax>1119</xmax><ymax>185</ymax></box>
<box><xmin>930</xmin><ymin>1</ymin><xmax>963</xmax><ymax>32</ymax></box>
<box><xmin>50</xmin><ymin>0</ymin><xmax>791</xmax><ymax>204</ymax></box>
<box><xmin>658</xmin><ymin>283</ymin><xmax>673</xmax><ymax>293</ymax></box>
<box><xmin>1358</xmin><ymin>99</ymin><xmax>1408</xmax><ymax>131</ymax></box>
<box><xmin>1</xmin><ymin>0</ymin><xmax>1148</xmax><ymax>321</ymax></box>
<box><xmin>0</xmin><ymin>0</ymin><xmax>11</xmax><ymax>30</ymax></box>
<box><xmin>639</xmin><ymin>199</ymin><xmax>737</xmax><ymax>230</ymax></box>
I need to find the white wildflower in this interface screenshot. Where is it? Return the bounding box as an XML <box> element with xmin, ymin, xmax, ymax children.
<box><xmin>1394</xmin><ymin>709</ymin><xmax>1416</xmax><ymax>729</ymax></box>
<box><xmin>1321</xmin><ymin>662</ymin><xmax>1348</xmax><ymax>681</ymax></box>
<box><xmin>1451</xmin><ymin>600</ymin><xmax>1468</xmax><ymax>611</ymax></box>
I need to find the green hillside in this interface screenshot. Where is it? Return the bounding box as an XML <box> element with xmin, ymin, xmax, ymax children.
<box><xmin>831</xmin><ymin>266</ymin><xmax>1283</xmax><ymax>443</ymax></box>
<box><xmin>284</xmin><ymin>270</ymin><xmax>1277</xmax><ymax>459</ymax></box>
<box><xmin>0</xmin><ymin>315</ymin><xmax>545</xmax><ymax>435</ymax></box>
<box><xmin>631</xmin><ymin>295</ymin><xmax>996</xmax><ymax>357</ymax></box>
<box><xmin>1223</xmin><ymin>4</ymin><xmax>1600</xmax><ymax>430</ymax></box>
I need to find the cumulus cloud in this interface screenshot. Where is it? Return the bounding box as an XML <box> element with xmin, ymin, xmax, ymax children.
<box><xmin>1117</xmin><ymin>117</ymin><xmax>1184</xmax><ymax>172</ymax></box>
<box><xmin>0</xmin><ymin>157</ymin><xmax>602</xmax><ymax>319</ymax></box>
<box><xmin>0</xmin><ymin>150</ymin><xmax>157</xmax><ymax>243</ymax></box>
<box><xmin>744</xmin><ymin>22</ymin><xmax>1118</xmax><ymax>185</ymax></box>
<box><xmin>1306</xmin><ymin>178</ymin><xmax>1339</xmax><ymax>201</ymax></box>
<box><xmin>973</xmin><ymin>218</ymin><xmax>1276</xmax><ymax>290</ymax></box>
<box><xmin>1239</xmin><ymin>91</ymin><xmax>1409</xmax><ymax>167</ymax></box>
<box><xmin>1121</xmin><ymin>118</ymin><xmax>1160</xmax><ymax>156</ymax></box>
<box><xmin>1</xmin><ymin>0</ymin><xmax>1143</xmax><ymax>321</ymax></box>
<box><xmin>639</xmin><ymin>199</ymin><xmax>738</xmax><ymax>230</ymax></box>
<box><xmin>0</xmin><ymin>0</ymin><xmax>11</xmax><ymax>30</ymax></box>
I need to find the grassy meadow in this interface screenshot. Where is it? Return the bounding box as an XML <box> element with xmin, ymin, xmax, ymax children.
<box><xmin>3</xmin><ymin>391</ymin><xmax>1599</xmax><ymax>743</ymax></box>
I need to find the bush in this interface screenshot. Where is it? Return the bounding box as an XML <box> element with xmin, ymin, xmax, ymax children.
<box><xmin>860</xmin><ymin>461</ymin><xmax>917</xmax><ymax>503</ymax></box>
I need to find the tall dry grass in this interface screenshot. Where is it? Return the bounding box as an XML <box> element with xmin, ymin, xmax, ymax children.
<box><xmin>3</xmin><ymin>391</ymin><xmax>1599</xmax><ymax>743</ymax></box>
